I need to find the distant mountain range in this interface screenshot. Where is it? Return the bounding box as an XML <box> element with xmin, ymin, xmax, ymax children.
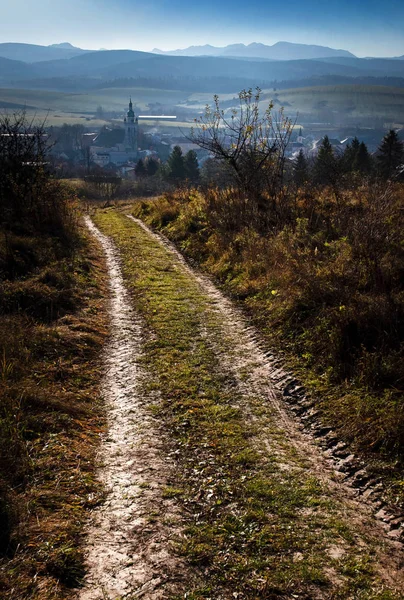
<box><xmin>0</xmin><ymin>42</ymin><xmax>88</xmax><ymax>63</ymax></box>
<box><xmin>0</xmin><ymin>42</ymin><xmax>403</xmax><ymax>95</ymax></box>
<box><xmin>152</xmin><ymin>41</ymin><xmax>356</xmax><ymax>61</ymax></box>
<box><xmin>0</xmin><ymin>41</ymin><xmax>402</xmax><ymax>67</ymax></box>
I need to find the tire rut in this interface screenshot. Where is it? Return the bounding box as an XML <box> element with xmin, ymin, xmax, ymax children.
<box><xmin>78</xmin><ymin>217</ymin><xmax>190</xmax><ymax>600</ymax></box>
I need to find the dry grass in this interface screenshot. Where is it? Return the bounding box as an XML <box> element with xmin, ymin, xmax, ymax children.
<box><xmin>0</xmin><ymin>228</ymin><xmax>108</xmax><ymax>599</ymax></box>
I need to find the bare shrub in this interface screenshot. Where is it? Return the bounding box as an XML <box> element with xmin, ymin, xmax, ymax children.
<box><xmin>0</xmin><ymin>112</ymin><xmax>78</xmax><ymax>242</ymax></box>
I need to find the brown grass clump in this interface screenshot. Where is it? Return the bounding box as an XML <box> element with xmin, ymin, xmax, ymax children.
<box><xmin>0</xmin><ymin>112</ymin><xmax>108</xmax><ymax>597</ymax></box>
<box><xmin>0</xmin><ymin>230</ymin><xmax>108</xmax><ymax>599</ymax></box>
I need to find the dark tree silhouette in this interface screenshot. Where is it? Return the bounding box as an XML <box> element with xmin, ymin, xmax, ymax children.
<box><xmin>145</xmin><ymin>156</ymin><xmax>159</xmax><ymax>177</ymax></box>
<box><xmin>135</xmin><ymin>158</ymin><xmax>147</xmax><ymax>178</ymax></box>
<box><xmin>293</xmin><ymin>149</ymin><xmax>309</xmax><ymax>186</ymax></box>
<box><xmin>342</xmin><ymin>136</ymin><xmax>360</xmax><ymax>172</ymax></box>
<box><xmin>0</xmin><ymin>112</ymin><xmax>73</xmax><ymax>239</ymax></box>
<box><xmin>184</xmin><ymin>150</ymin><xmax>200</xmax><ymax>183</ymax></box>
<box><xmin>377</xmin><ymin>129</ymin><xmax>404</xmax><ymax>180</ymax></box>
<box><xmin>313</xmin><ymin>136</ymin><xmax>339</xmax><ymax>185</ymax></box>
<box><xmin>353</xmin><ymin>142</ymin><xmax>373</xmax><ymax>174</ymax></box>
<box><xmin>167</xmin><ymin>145</ymin><xmax>186</xmax><ymax>181</ymax></box>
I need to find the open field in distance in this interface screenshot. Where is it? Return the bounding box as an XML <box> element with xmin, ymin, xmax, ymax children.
<box><xmin>0</xmin><ymin>84</ymin><xmax>403</xmax><ymax>127</ymax></box>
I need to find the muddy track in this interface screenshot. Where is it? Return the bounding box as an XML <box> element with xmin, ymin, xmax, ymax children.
<box><xmin>79</xmin><ymin>217</ymin><xmax>191</xmax><ymax>600</ymax></box>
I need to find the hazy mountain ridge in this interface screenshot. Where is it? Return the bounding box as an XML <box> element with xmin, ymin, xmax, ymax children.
<box><xmin>49</xmin><ymin>42</ymin><xmax>79</xmax><ymax>49</ymax></box>
<box><xmin>1</xmin><ymin>45</ymin><xmax>404</xmax><ymax>95</ymax></box>
<box><xmin>0</xmin><ymin>56</ymin><xmax>38</xmax><ymax>79</ymax></box>
<box><xmin>152</xmin><ymin>41</ymin><xmax>356</xmax><ymax>60</ymax></box>
<box><xmin>4</xmin><ymin>50</ymin><xmax>403</xmax><ymax>82</ymax></box>
<box><xmin>0</xmin><ymin>42</ymin><xmax>88</xmax><ymax>63</ymax></box>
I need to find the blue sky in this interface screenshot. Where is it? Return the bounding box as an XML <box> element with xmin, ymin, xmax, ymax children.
<box><xmin>0</xmin><ymin>0</ymin><xmax>403</xmax><ymax>57</ymax></box>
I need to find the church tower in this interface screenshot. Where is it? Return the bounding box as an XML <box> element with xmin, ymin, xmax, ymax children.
<box><xmin>123</xmin><ymin>98</ymin><xmax>138</xmax><ymax>157</ymax></box>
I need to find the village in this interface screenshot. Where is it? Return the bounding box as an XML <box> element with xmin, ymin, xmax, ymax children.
<box><xmin>48</xmin><ymin>98</ymin><xmax>404</xmax><ymax>181</ymax></box>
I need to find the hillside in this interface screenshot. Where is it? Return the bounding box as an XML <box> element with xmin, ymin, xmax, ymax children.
<box><xmin>2</xmin><ymin>49</ymin><xmax>404</xmax><ymax>92</ymax></box>
<box><xmin>0</xmin><ymin>57</ymin><xmax>37</xmax><ymax>81</ymax></box>
<box><xmin>264</xmin><ymin>84</ymin><xmax>404</xmax><ymax>122</ymax></box>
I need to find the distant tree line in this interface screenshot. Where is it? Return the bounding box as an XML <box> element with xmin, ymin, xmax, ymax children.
<box><xmin>134</xmin><ymin>147</ymin><xmax>200</xmax><ymax>185</ymax></box>
<box><xmin>292</xmin><ymin>130</ymin><xmax>404</xmax><ymax>188</ymax></box>
<box><xmin>132</xmin><ymin>92</ymin><xmax>404</xmax><ymax>224</ymax></box>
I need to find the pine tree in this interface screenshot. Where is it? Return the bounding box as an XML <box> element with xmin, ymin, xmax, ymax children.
<box><xmin>314</xmin><ymin>136</ymin><xmax>338</xmax><ymax>185</ymax></box>
<box><xmin>135</xmin><ymin>158</ymin><xmax>146</xmax><ymax>178</ymax></box>
<box><xmin>353</xmin><ymin>142</ymin><xmax>373</xmax><ymax>174</ymax></box>
<box><xmin>377</xmin><ymin>130</ymin><xmax>404</xmax><ymax>179</ymax></box>
<box><xmin>342</xmin><ymin>137</ymin><xmax>360</xmax><ymax>172</ymax></box>
<box><xmin>293</xmin><ymin>149</ymin><xmax>309</xmax><ymax>186</ymax></box>
<box><xmin>184</xmin><ymin>150</ymin><xmax>200</xmax><ymax>182</ymax></box>
<box><xmin>145</xmin><ymin>156</ymin><xmax>159</xmax><ymax>177</ymax></box>
<box><xmin>167</xmin><ymin>145</ymin><xmax>186</xmax><ymax>181</ymax></box>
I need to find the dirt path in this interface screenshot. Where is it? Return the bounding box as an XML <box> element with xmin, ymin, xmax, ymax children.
<box><xmin>79</xmin><ymin>217</ymin><xmax>191</xmax><ymax>600</ymax></box>
<box><xmin>80</xmin><ymin>211</ymin><xmax>404</xmax><ymax>599</ymax></box>
<box><xmin>126</xmin><ymin>215</ymin><xmax>404</xmax><ymax>587</ymax></box>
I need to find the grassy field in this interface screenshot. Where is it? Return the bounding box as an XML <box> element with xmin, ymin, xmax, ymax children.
<box><xmin>0</xmin><ymin>84</ymin><xmax>403</xmax><ymax>127</ymax></box>
<box><xmin>0</xmin><ymin>87</ymin><xmax>192</xmax><ymax>126</ymax></box>
<box><xmin>261</xmin><ymin>85</ymin><xmax>404</xmax><ymax>123</ymax></box>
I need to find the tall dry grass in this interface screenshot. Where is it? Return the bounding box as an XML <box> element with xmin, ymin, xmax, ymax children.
<box><xmin>0</xmin><ymin>114</ymin><xmax>107</xmax><ymax>596</ymax></box>
<box><xmin>132</xmin><ymin>182</ymin><xmax>404</xmax><ymax>458</ymax></box>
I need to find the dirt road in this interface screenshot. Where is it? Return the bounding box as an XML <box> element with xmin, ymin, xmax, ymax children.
<box><xmin>79</xmin><ymin>211</ymin><xmax>404</xmax><ymax>599</ymax></box>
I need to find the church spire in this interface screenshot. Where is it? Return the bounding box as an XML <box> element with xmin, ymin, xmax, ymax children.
<box><xmin>127</xmin><ymin>97</ymin><xmax>135</xmax><ymax>123</ymax></box>
<box><xmin>124</xmin><ymin>98</ymin><xmax>138</xmax><ymax>156</ymax></box>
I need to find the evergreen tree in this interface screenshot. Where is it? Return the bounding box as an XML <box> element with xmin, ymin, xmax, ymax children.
<box><xmin>135</xmin><ymin>158</ymin><xmax>146</xmax><ymax>178</ymax></box>
<box><xmin>351</xmin><ymin>136</ymin><xmax>360</xmax><ymax>152</ymax></box>
<box><xmin>200</xmin><ymin>157</ymin><xmax>234</xmax><ymax>188</ymax></box>
<box><xmin>313</xmin><ymin>136</ymin><xmax>338</xmax><ymax>185</ymax></box>
<box><xmin>184</xmin><ymin>150</ymin><xmax>200</xmax><ymax>182</ymax></box>
<box><xmin>342</xmin><ymin>137</ymin><xmax>360</xmax><ymax>173</ymax></box>
<box><xmin>145</xmin><ymin>156</ymin><xmax>159</xmax><ymax>177</ymax></box>
<box><xmin>353</xmin><ymin>142</ymin><xmax>373</xmax><ymax>174</ymax></box>
<box><xmin>377</xmin><ymin>130</ymin><xmax>404</xmax><ymax>179</ymax></box>
<box><xmin>167</xmin><ymin>145</ymin><xmax>186</xmax><ymax>181</ymax></box>
<box><xmin>293</xmin><ymin>149</ymin><xmax>309</xmax><ymax>186</ymax></box>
